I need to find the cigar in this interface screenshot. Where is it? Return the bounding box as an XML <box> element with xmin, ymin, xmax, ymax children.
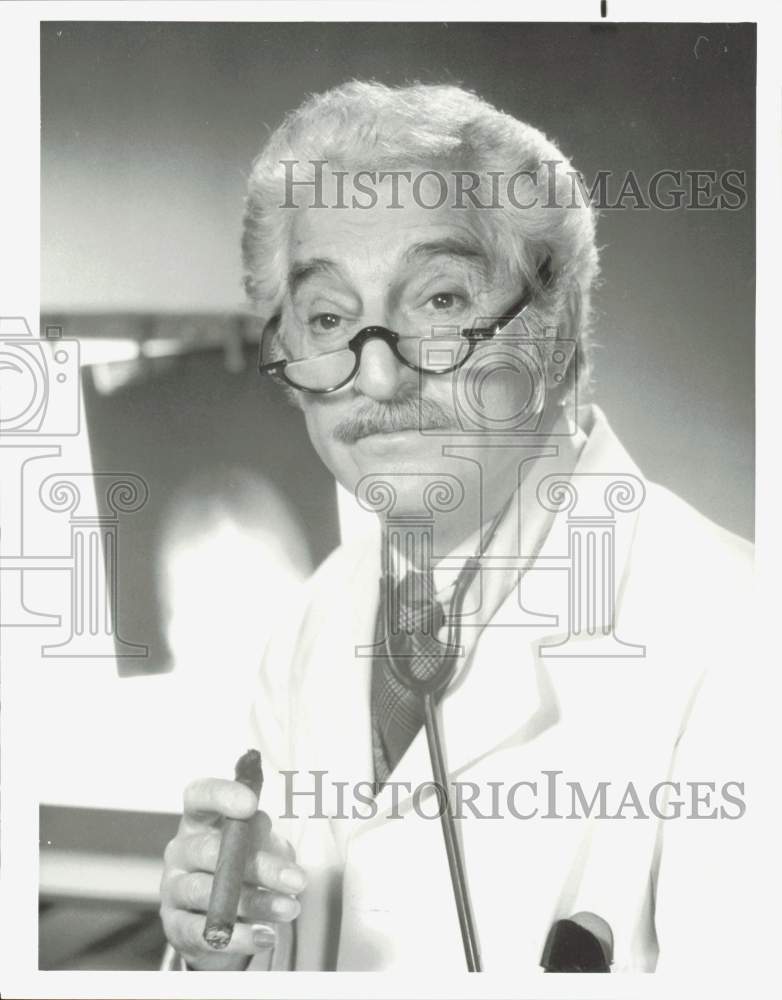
<box><xmin>203</xmin><ymin>749</ymin><xmax>264</xmax><ymax>949</ymax></box>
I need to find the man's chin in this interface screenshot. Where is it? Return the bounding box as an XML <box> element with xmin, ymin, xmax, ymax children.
<box><xmin>328</xmin><ymin>431</ymin><xmax>475</xmax><ymax>521</ymax></box>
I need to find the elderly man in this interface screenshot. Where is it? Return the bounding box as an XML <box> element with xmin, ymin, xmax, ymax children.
<box><xmin>160</xmin><ymin>82</ymin><xmax>753</xmax><ymax>973</ymax></box>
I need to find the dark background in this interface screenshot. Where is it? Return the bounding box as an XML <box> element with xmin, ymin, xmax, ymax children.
<box><xmin>42</xmin><ymin>21</ymin><xmax>755</xmax><ymax>539</ymax></box>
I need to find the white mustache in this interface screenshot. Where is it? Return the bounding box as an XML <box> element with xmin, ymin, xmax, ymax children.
<box><xmin>332</xmin><ymin>395</ymin><xmax>454</xmax><ymax>444</ymax></box>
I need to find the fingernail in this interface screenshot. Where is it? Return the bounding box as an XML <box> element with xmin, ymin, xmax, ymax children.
<box><xmin>272</xmin><ymin>895</ymin><xmax>300</xmax><ymax>918</ymax></box>
<box><xmin>252</xmin><ymin>923</ymin><xmax>276</xmax><ymax>949</ymax></box>
<box><xmin>280</xmin><ymin>867</ymin><xmax>306</xmax><ymax>892</ymax></box>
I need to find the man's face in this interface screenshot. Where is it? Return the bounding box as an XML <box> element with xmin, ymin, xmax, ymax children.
<box><xmin>280</xmin><ymin>176</ymin><xmax>540</xmax><ymax>517</ymax></box>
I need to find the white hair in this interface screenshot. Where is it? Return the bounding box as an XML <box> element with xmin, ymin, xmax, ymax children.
<box><xmin>242</xmin><ymin>80</ymin><xmax>599</xmax><ymax>395</ymax></box>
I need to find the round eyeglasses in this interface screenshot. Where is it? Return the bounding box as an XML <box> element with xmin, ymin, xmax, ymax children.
<box><xmin>258</xmin><ymin>258</ymin><xmax>552</xmax><ymax>394</ymax></box>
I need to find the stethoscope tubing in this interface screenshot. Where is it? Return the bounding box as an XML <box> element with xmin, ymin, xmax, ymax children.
<box><xmin>423</xmin><ymin>690</ymin><xmax>482</xmax><ymax>971</ymax></box>
<box><xmin>381</xmin><ymin>493</ymin><xmax>513</xmax><ymax>973</ymax></box>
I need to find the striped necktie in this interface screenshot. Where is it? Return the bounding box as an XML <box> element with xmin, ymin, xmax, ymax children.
<box><xmin>370</xmin><ymin>567</ymin><xmax>447</xmax><ymax>788</ymax></box>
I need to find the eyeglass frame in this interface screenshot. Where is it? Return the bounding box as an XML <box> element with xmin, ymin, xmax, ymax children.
<box><xmin>257</xmin><ymin>257</ymin><xmax>553</xmax><ymax>395</ymax></box>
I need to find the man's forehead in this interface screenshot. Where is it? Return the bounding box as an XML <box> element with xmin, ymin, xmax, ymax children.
<box><xmin>288</xmin><ymin>202</ymin><xmax>493</xmax><ymax>289</ymax></box>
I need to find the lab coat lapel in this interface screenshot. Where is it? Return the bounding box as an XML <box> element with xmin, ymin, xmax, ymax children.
<box><xmin>444</xmin><ymin>406</ymin><xmax>647</xmax><ymax>773</ymax></box>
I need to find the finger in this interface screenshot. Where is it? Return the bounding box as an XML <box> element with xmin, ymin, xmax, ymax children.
<box><xmin>248</xmin><ymin>810</ymin><xmax>274</xmax><ymax>847</ymax></box>
<box><xmin>246</xmin><ymin>849</ymin><xmax>307</xmax><ymax>894</ymax></box>
<box><xmin>170</xmin><ymin>828</ymin><xmax>221</xmax><ymax>873</ymax></box>
<box><xmin>166</xmin><ymin>871</ymin><xmax>301</xmax><ymax>923</ymax></box>
<box><xmin>256</xmin><ymin>819</ymin><xmax>294</xmax><ymax>861</ymax></box>
<box><xmin>242</xmin><ymin>886</ymin><xmax>301</xmax><ymax>923</ymax></box>
<box><xmin>164</xmin><ymin>907</ymin><xmax>278</xmax><ymax>958</ymax></box>
<box><xmin>171</xmin><ymin>831</ymin><xmax>305</xmax><ymax>896</ymax></box>
<box><xmin>168</xmin><ymin>829</ymin><xmax>220</xmax><ymax>872</ymax></box>
<box><xmin>183</xmin><ymin>778</ymin><xmax>259</xmax><ymax>826</ymax></box>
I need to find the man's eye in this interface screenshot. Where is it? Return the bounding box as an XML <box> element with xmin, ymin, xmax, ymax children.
<box><xmin>426</xmin><ymin>292</ymin><xmax>464</xmax><ymax>311</ymax></box>
<box><xmin>310</xmin><ymin>313</ymin><xmax>342</xmax><ymax>333</ymax></box>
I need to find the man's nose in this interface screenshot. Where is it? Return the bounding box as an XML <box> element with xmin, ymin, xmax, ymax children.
<box><xmin>353</xmin><ymin>336</ymin><xmax>410</xmax><ymax>400</ymax></box>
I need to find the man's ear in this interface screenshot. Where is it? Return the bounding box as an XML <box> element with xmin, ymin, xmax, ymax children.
<box><xmin>262</xmin><ymin>314</ymin><xmax>285</xmax><ymax>359</ymax></box>
<box><xmin>258</xmin><ymin>313</ymin><xmax>305</xmax><ymax>410</ymax></box>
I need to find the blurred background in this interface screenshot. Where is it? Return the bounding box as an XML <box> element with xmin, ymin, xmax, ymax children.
<box><xmin>38</xmin><ymin>20</ymin><xmax>754</xmax><ymax>969</ymax></box>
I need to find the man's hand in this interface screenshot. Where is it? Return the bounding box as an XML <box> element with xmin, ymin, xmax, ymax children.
<box><xmin>160</xmin><ymin>777</ymin><xmax>306</xmax><ymax>970</ymax></box>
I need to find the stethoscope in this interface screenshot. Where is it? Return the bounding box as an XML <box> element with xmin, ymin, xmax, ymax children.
<box><xmin>379</xmin><ymin>492</ymin><xmax>514</xmax><ymax>973</ymax></box>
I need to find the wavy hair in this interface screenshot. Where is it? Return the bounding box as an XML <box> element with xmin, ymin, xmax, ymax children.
<box><xmin>242</xmin><ymin>80</ymin><xmax>599</xmax><ymax>399</ymax></box>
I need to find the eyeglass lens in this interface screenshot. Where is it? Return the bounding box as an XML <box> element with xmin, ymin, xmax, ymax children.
<box><xmin>282</xmin><ymin>333</ymin><xmax>472</xmax><ymax>391</ymax></box>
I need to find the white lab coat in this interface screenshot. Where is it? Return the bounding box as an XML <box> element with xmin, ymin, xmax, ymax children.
<box><xmin>247</xmin><ymin>406</ymin><xmax>756</xmax><ymax>973</ymax></box>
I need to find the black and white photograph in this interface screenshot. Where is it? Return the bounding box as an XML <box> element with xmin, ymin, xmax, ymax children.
<box><xmin>0</xmin><ymin>3</ymin><xmax>779</xmax><ymax>998</ymax></box>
